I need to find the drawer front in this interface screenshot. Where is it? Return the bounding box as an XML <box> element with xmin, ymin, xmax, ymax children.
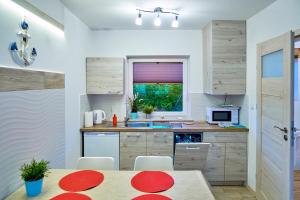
<box><xmin>204</xmin><ymin>143</ymin><xmax>225</xmax><ymax>182</ymax></box>
<box><xmin>174</xmin><ymin>143</ymin><xmax>209</xmax><ymax>170</ymax></box>
<box><xmin>203</xmin><ymin>132</ymin><xmax>247</xmax><ymax>143</ymax></box>
<box><xmin>225</xmin><ymin>143</ymin><xmax>247</xmax><ymax>181</ymax></box>
<box><xmin>146</xmin><ymin>132</ymin><xmax>173</xmax><ymax>157</ymax></box>
<box><xmin>120</xmin><ymin>132</ymin><xmax>146</xmax><ymax>170</ymax></box>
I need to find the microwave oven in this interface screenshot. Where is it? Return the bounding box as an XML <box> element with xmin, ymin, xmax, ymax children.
<box><xmin>206</xmin><ymin>106</ymin><xmax>240</xmax><ymax>124</ymax></box>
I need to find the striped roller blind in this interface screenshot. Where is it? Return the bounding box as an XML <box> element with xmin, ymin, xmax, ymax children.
<box><xmin>133</xmin><ymin>62</ymin><xmax>183</xmax><ymax>83</ymax></box>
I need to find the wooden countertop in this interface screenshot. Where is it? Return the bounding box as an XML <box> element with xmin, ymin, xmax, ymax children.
<box><xmin>80</xmin><ymin>121</ymin><xmax>249</xmax><ymax>133</ymax></box>
<box><xmin>5</xmin><ymin>169</ymin><xmax>215</xmax><ymax>200</ymax></box>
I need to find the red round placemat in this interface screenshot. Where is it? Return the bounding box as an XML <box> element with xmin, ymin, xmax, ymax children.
<box><xmin>131</xmin><ymin>171</ymin><xmax>174</xmax><ymax>193</ymax></box>
<box><xmin>59</xmin><ymin>170</ymin><xmax>104</xmax><ymax>192</ymax></box>
<box><xmin>50</xmin><ymin>192</ymin><xmax>92</xmax><ymax>200</ymax></box>
<box><xmin>132</xmin><ymin>194</ymin><xmax>172</xmax><ymax>200</ymax></box>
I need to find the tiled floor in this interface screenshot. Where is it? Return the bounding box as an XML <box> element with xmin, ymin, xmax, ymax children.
<box><xmin>212</xmin><ymin>186</ymin><xmax>256</xmax><ymax>200</ymax></box>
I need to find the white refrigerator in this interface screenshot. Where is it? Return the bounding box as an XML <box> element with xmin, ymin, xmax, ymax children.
<box><xmin>84</xmin><ymin>132</ymin><xmax>119</xmax><ymax>170</ymax></box>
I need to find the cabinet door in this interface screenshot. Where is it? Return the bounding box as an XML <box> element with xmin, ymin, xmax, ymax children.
<box><xmin>86</xmin><ymin>57</ymin><xmax>124</xmax><ymax>94</ymax></box>
<box><xmin>174</xmin><ymin>143</ymin><xmax>209</xmax><ymax>170</ymax></box>
<box><xmin>120</xmin><ymin>132</ymin><xmax>146</xmax><ymax>170</ymax></box>
<box><xmin>225</xmin><ymin>143</ymin><xmax>247</xmax><ymax>182</ymax></box>
<box><xmin>146</xmin><ymin>132</ymin><xmax>173</xmax><ymax>157</ymax></box>
<box><xmin>204</xmin><ymin>143</ymin><xmax>225</xmax><ymax>182</ymax></box>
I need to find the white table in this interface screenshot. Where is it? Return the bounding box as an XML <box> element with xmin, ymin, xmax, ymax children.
<box><xmin>5</xmin><ymin>169</ymin><xmax>215</xmax><ymax>200</ymax></box>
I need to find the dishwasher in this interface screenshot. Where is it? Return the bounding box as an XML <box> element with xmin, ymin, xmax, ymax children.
<box><xmin>83</xmin><ymin>132</ymin><xmax>119</xmax><ymax>170</ymax></box>
<box><xmin>174</xmin><ymin>132</ymin><xmax>210</xmax><ymax>170</ymax></box>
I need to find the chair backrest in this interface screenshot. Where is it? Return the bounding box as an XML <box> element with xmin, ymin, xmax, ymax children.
<box><xmin>134</xmin><ymin>156</ymin><xmax>174</xmax><ymax>171</ymax></box>
<box><xmin>77</xmin><ymin>157</ymin><xmax>115</xmax><ymax>170</ymax></box>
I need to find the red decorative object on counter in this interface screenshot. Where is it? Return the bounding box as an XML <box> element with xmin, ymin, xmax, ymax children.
<box><xmin>113</xmin><ymin>114</ymin><xmax>118</xmax><ymax>127</ymax></box>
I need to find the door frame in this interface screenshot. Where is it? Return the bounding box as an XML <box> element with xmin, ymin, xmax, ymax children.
<box><xmin>256</xmin><ymin>31</ymin><xmax>295</xmax><ymax>200</ymax></box>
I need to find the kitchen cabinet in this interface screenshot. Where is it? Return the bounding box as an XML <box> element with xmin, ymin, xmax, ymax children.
<box><xmin>203</xmin><ymin>132</ymin><xmax>247</xmax><ymax>185</ymax></box>
<box><xmin>120</xmin><ymin>132</ymin><xmax>146</xmax><ymax>170</ymax></box>
<box><xmin>86</xmin><ymin>57</ymin><xmax>124</xmax><ymax>94</ymax></box>
<box><xmin>146</xmin><ymin>132</ymin><xmax>173</xmax><ymax>157</ymax></box>
<box><xmin>204</xmin><ymin>143</ymin><xmax>225</xmax><ymax>182</ymax></box>
<box><xmin>120</xmin><ymin>132</ymin><xmax>173</xmax><ymax>170</ymax></box>
<box><xmin>203</xmin><ymin>20</ymin><xmax>246</xmax><ymax>95</ymax></box>
<box><xmin>174</xmin><ymin>143</ymin><xmax>209</xmax><ymax>170</ymax></box>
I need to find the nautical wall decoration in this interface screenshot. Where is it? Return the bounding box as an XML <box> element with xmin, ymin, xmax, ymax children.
<box><xmin>10</xmin><ymin>20</ymin><xmax>37</xmax><ymax>66</ymax></box>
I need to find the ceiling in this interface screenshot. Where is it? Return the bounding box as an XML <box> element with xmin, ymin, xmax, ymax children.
<box><xmin>61</xmin><ymin>0</ymin><xmax>276</xmax><ymax>30</ymax></box>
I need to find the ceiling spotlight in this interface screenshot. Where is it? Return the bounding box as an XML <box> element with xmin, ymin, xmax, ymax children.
<box><xmin>172</xmin><ymin>15</ymin><xmax>179</xmax><ymax>28</ymax></box>
<box><xmin>135</xmin><ymin>12</ymin><xmax>142</xmax><ymax>26</ymax></box>
<box><xmin>135</xmin><ymin>7</ymin><xmax>179</xmax><ymax>28</ymax></box>
<box><xmin>154</xmin><ymin>14</ymin><xmax>161</xmax><ymax>26</ymax></box>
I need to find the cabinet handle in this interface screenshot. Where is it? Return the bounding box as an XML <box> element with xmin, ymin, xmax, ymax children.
<box><xmin>126</xmin><ymin>134</ymin><xmax>141</xmax><ymax>138</ymax></box>
<box><xmin>186</xmin><ymin>147</ymin><xmax>200</xmax><ymax>150</ymax></box>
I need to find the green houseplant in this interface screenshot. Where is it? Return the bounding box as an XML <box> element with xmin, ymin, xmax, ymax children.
<box><xmin>20</xmin><ymin>159</ymin><xmax>50</xmax><ymax>197</ymax></box>
<box><xmin>143</xmin><ymin>105</ymin><xmax>154</xmax><ymax>119</ymax></box>
<box><xmin>128</xmin><ymin>94</ymin><xmax>140</xmax><ymax>119</ymax></box>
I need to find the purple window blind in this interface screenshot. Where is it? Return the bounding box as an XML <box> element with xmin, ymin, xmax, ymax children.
<box><xmin>133</xmin><ymin>62</ymin><xmax>183</xmax><ymax>83</ymax></box>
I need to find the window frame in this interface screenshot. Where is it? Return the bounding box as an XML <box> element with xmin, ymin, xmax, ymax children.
<box><xmin>127</xmin><ymin>58</ymin><xmax>189</xmax><ymax>118</ymax></box>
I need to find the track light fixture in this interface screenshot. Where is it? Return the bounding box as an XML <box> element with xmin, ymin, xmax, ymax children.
<box><xmin>135</xmin><ymin>7</ymin><xmax>179</xmax><ymax>28</ymax></box>
<box><xmin>135</xmin><ymin>12</ymin><xmax>142</xmax><ymax>25</ymax></box>
<box><xmin>172</xmin><ymin>15</ymin><xmax>179</xmax><ymax>28</ymax></box>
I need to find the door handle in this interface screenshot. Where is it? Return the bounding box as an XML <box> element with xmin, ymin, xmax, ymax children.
<box><xmin>273</xmin><ymin>126</ymin><xmax>288</xmax><ymax>133</ymax></box>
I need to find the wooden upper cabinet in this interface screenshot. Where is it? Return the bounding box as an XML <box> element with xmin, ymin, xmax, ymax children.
<box><xmin>203</xmin><ymin>20</ymin><xmax>246</xmax><ymax>95</ymax></box>
<box><xmin>86</xmin><ymin>57</ymin><xmax>124</xmax><ymax>94</ymax></box>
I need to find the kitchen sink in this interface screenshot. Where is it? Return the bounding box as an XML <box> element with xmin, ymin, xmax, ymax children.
<box><xmin>125</xmin><ymin>121</ymin><xmax>172</xmax><ymax>129</ymax></box>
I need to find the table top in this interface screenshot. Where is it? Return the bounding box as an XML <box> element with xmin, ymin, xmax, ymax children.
<box><xmin>5</xmin><ymin>169</ymin><xmax>215</xmax><ymax>200</ymax></box>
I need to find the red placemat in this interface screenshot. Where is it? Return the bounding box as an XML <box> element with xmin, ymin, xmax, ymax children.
<box><xmin>131</xmin><ymin>171</ymin><xmax>174</xmax><ymax>193</ymax></box>
<box><xmin>59</xmin><ymin>170</ymin><xmax>104</xmax><ymax>192</ymax></box>
<box><xmin>50</xmin><ymin>192</ymin><xmax>92</xmax><ymax>200</ymax></box>
<box><xmin>132</xmin><ymin>194</ymin><xmax>172</xmax><ymax>200</ymax></box>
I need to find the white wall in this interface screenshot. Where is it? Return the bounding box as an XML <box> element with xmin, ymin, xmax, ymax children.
<box><xmin>247</xmin><ymin>0</ymin><xmax>300</xmax><ymax>190</ymax></box>
<box><xmin>0</xmin><ymin>0</ymin><xmax>91</xmax><ymax>168</ymax></box>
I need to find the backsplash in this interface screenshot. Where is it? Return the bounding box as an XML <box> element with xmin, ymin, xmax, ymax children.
<box><xmin>80</xmin><ymin>93</ymin><xmax>248</xmax><ymax>126</ymax></box>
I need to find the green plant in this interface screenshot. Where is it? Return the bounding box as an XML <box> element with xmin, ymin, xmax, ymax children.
<box><xmin>133</xmin><ymin>83</ymin><xmax>183</xmax><ymax>111</ymax></box>
<box><xmin>142</xmin><ymin>105</ymin><xmax>154</xmax><ymax>115</ymax></box>
<box><xmin>128</xmin><ymin>94</ymin><xmax>142</xmax><ymax>113</ymax></box>
<box><xmin>20</xmin><ymin>159</ymin><xmax>50</xmax><ymax>182</ymax></box>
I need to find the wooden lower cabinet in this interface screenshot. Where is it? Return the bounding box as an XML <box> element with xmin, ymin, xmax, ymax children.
<box><xmin>203</xmin><ymin>132</ymin><xmax>248</xmax><ymax>185</ymax></box>
<box><xmin>225</xmin><ymin>143</ymin><xmax>247</xmax><ymax>182</ymax></box>
<box><xmin>146</xmin><ymin>132</ymin><xmax>173</xmax><ymax>157</ymax></box>
<box><xmin>205</xmin><ymin>143</ymin><xmax>225</xmax><ymax>182</ymax></box>
<box><xmin>120</xmin><ymin>132</ymin><xmax>173</xmax><ymax>170</ymax></box>
<box><xmin>120</xmin><ymin>132</ymin><xmax>147</xmax><ymax>170</ymax></box>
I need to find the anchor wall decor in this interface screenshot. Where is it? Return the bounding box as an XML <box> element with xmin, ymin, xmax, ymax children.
<box><xmin>10</xmin><ymin>20</ymin><xmax>37</xmax><ymax>66</ymax></box>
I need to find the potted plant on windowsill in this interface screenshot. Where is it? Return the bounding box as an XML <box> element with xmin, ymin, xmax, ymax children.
<box><xmin>20</xmin><ymin>159</ymin><xmax>50</xmax><ymax>197</ymax></box>
<box><xmin>143</xmin><ymin>105</ymin><xmax>154</xmax><ymax>119</ymax></box>
<box><xmin>128</xmin><ymin>94</ymin><xmax>140</xmax><ymax>119</ymax></box>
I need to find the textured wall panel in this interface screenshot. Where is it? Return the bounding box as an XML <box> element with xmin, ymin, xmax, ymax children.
<box><xmin>0</xmin><ymin>89</ymin><xmax>65</xmax><ymax>199</ymax></box>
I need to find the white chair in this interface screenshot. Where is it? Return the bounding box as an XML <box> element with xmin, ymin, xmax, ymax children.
<box><xmin>134</xmin><ymin>156</ymin><xmax>174</xmax><ymax>171</ymax></box>
<box><xmin>77</xmin><ymin>157</ymin><xmax>115</xmax><ymax>170</ymax></box>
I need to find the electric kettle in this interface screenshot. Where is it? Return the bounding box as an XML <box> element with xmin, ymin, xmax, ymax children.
<box><xmin>93</xmin><ymin>110</ymin><xmax>106</xmax><ymax>124</ymax></box>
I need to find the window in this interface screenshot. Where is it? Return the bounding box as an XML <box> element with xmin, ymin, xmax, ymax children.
<box><xmin>128</xmin><ymin>58</ymin><xmax>188</xmax><ymax>116</ymax></box>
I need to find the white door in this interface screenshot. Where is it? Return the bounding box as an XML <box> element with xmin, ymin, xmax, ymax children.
<box><xmin>257</xmin><ymin>32</ymin><xmax>294</xmax><ymax>200</ymax></box>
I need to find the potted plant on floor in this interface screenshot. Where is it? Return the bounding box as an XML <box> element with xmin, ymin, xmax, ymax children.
<box><xmin>20</xmin><ymin>159</ymin><xmax>50</xmax><ymax>197</ymax></box>
<box><xmin>128</xmin><ymin>94</ymin><xmax>140</xmax><ymax>119</ymax></box>
<box><xmin>143</xmin><ymin>105</ymin><xmax>154</xmax><ymax>119</ymax></box>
